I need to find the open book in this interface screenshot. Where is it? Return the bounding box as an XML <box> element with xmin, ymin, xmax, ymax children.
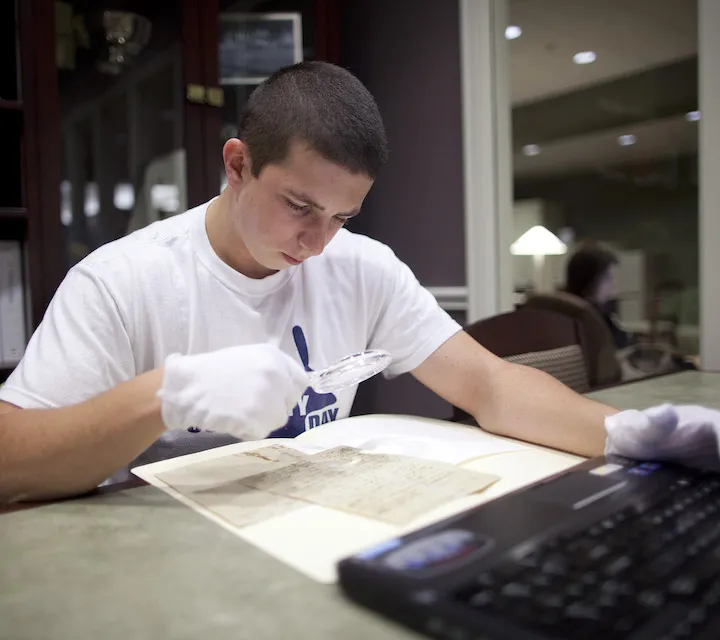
<box><xmin>133</xmin><ymin>415</ymin><xmax>583</xmax><ymax>583</ymax></box>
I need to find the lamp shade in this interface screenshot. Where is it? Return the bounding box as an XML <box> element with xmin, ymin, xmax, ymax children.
<box><xmin>510</xmin><ymin>225</ymin><xmax>568</xmax><ymax>256</ymax></box>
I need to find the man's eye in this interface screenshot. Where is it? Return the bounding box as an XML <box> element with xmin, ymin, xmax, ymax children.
<box><xmin>286</xmin><ymin>199</ymin><xmax>309</xmax><ymax>213</ymax></box>
<box><xmin>334</xmin><ymin>216</ymin><xmax>350</xmax><ymax>226</ymax></box>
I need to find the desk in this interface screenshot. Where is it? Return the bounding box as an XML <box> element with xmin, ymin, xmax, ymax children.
<box><xmin>5</xmin><ymin>374</ymin><xmax>718</xmax><ymax>639</ymax></box>
<box><xmin>0</xmin><ymin>428</ymin><xmax>582</xmax><ymax>640</ymax></box>
<box><xmin>0</xmin><ymin>483</ymin><xmax>424</xmax><ymax>640</ymax></box>
<box><xmin>19</xmin><ymin>367</ymin><xmax>719</xmax><ymax>640</ymax></box>
<box><xmin>586</xmin><ymin>370</ymin><xmax>720</xmax><ymax>410</ymax></box>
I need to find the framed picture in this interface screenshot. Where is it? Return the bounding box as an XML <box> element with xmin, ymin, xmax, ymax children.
<box><xmin>219</xmin><ymin>13</ymin><xmax>303</xmax><ymax>85</ymax></box>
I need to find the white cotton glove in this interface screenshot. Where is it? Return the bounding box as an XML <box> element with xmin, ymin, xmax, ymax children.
<box><xmin>157</xmin><ymin>344</ymin><xmax>309</xmax><ymax>441</ymax></box>
<box><xmin>605</xmin><ymin>404</ymin><xmax>720</xmax><ymax>471</ymax></box>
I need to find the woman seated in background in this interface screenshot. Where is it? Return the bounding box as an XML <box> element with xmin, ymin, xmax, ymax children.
<box><xmin>564</xmin><ymin>244</ymin><xmax>697</xmax><ymax>377</ymax></box>
<box><xmin>564</xmin><ymin>244</ymin><xmax>633</xmax><ymax>350</ymax></box>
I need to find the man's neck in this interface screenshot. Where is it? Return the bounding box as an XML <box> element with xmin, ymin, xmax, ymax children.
<box><xmin>205</xmin><ymin>190</ymin><xmax>277</xmax><ymax>279</ymax></box>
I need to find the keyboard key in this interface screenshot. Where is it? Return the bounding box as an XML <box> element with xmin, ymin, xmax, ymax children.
<box><xmin>645</xmin><ymin>547</ymin><xmax>684</xmax><ymax>580</ymax></box>
<box><xmin>563</xmin><ymin>581</ymin><xmax>585</xmax><ymax>599</ymax></box>
<box><xmin>668</xmin><ymin>576</ymin><xmax>698</xmax><ymax>596</ymax></box>
<box><xmin>588</xmin><ymin>544</ymin><xmax>611</xmax><ymax>561</ymax></box>
<box><xmin>500</xmin><ymin>582</ymin><xmax>531</xmax><ymax>599</ymax></box>
<box><xmin>597</xmin><ymin>592</ymin><xmax>618</xmax><ymax>609</ymax></box>
<box><xmin>468</xmin><ymin>590</ymin><xmax>493</xmax><ymax>608</ymax></box>
<box><xmin>541</xmin><ymin>554</ymin><xmax>568</xmax><ymax>576</ymax></box>
<box><xmin>604</xmin><ymin>555</ymin><xmax>633</xmax><ymax>577</ymax></box>
<box><xmin>563</xmin><ymin>602</ymin><xmax>601</xmax><ymax>621</ymax></box>
<box><xmin>601</xmin><ymin>579</ymin><xmax>633</xmax><ymax>596</ymax></box>
<box><xmin>536</xmin><ymin>592</ymin><xmax>564</xmax><ymax>609</ymax></box>
<box><xmin>688</xmin><ymin>606</ymin><xmax>707</xmax><ymax>625</ymax></box>
<box><xmin>529</xmin><ymin>573</ymin><xmax>552</xmax><ymax>588</ymax></box>
<box><xmin>566</xmin><ymin>538</ymin><xmax>595</xmax><ymax>556</ymax></box>
<box><xmin>637</xmin><ymin>589</ymin><xmax>665</xmax><ymax>608</ymax></box>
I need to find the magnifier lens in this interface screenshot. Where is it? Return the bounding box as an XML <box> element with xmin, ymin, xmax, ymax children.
<box><xmin>308</xmin><ymin>349</ymin><xmax>392</xmax><ymax>393</ymax></box>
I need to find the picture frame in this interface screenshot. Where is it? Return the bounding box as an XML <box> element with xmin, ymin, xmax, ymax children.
<box><xmin>219</xmin><ymin>12</ymin><xmax>303</xmax><ymax>85</ymax></box>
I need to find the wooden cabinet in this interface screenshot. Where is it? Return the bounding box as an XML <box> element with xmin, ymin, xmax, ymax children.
<box><xmin>1</xmin><ymin>0</ymin><xmax>64</xmax><ymax>381</ymax></box>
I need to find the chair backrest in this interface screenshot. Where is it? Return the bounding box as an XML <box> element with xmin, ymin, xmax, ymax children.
<box><xmin>453</xmin><ymin>307</ymin><xmax>590</xmax><ymax>421</ymax></box>
<box><xmin>523</xmin><ymin>291</ymin><xmax>622</xmax><ymax>388</ymax></box>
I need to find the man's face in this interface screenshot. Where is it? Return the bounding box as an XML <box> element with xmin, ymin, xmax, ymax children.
<box><xmin>228</xmin><ymin>140</ymin><xmax>373</xmax><ymax>274</ymax></box>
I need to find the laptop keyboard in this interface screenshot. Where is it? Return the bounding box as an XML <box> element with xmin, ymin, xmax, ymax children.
<box><xmin>455</xmin><ymin>473</ymin><xmax>720</xmax><ymax>639</ymax></box>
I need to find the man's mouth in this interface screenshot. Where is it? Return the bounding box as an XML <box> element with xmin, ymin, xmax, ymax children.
<box><xmin>281</xmin><ymin>253</ymin><xmax>303</xmax><ymax>266</ymax></box>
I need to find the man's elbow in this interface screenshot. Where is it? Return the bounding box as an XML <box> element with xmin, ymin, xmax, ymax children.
<box><xmin>0</xmin><ymin>411</ymin><xmax>98</xmax><ymax>505</ymax></box>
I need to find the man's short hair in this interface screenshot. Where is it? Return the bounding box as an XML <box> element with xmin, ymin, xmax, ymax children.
<box><xmin>239</xmin><ymin>61</ymin><xmax>389</xmax><ymax>179</ymax></box>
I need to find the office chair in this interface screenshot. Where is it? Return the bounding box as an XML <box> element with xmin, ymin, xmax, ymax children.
<box><xmin>523</xmin><ymin>291</ymin><xmax>622</xmax><ymax>388</ymax></box>
<box><xmin>452</xmin><ymin>307</ymin><xmax>590</xmax><ymax>421</ymax></box>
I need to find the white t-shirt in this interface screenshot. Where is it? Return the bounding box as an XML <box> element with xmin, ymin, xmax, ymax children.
<box><xmin>0</xmin><ymin>200</ymin><xmax>461</xmax><ymax>476</ymax></box>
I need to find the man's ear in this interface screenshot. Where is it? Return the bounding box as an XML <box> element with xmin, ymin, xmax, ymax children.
<box><xmin>222</xmin><ymin>138</ymin><xmax>253</xmax><ymax>190</ymax></box>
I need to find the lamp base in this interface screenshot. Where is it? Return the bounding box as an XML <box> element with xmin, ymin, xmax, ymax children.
<box><xmin>532</xmin><ymin>254</ymin><xmax>546</xmax><ymax>292</ymax></box>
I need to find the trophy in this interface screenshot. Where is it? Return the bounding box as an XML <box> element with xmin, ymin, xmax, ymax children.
<box><xmin>95</xmin><ymin>11</ymin><xmax>152</xmax><ymax>74</ymax></box>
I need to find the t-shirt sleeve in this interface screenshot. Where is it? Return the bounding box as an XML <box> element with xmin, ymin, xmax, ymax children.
<box><xmin>0</xmin><ymin>264</ymin><xmax>136</xmax><ymax>409</ymax></box>
<box><xmin>365</xmin><ymin>245</ymin><xmax>462</xmax><ymax>377</ymax></box>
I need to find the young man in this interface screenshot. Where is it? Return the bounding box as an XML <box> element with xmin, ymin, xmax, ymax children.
<box><xmin>0</xmin><ymin>62</ymin><xmax>715</xmax><ymax>503</ymax></box>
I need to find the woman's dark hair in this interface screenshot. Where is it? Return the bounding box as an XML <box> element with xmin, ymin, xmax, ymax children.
<box><xmin>239</xmin><ymin>61</ymin><xmax>389</xmax><ymax>179</ymax></box>
<box><xmin>565</xmin><ymin>244</ymin><xmax>619</xmax><ymax>300</ymax></box>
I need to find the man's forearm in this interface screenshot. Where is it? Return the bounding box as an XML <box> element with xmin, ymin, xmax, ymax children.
<box><xmin>474</xmin><ymin>362</ymin><xmax>617</xmax><ymax>457</ymax></box>
<box><xmin>0</xmin><ymin>369</ymin><xmax>166</xmax><ymax>504</ymax></box>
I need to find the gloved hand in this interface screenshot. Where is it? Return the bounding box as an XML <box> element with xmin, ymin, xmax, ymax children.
<box><xmin>605</xmin><ymin>404</ymin><xmax>720</xmax><ymax>471</ymax></box>
<box><xmin>157</xmin><ymin>344</ymin><xmax>309</xmax><ymax>441</ymax></box>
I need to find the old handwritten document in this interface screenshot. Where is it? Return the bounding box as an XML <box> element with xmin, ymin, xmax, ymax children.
<box><xmin>133</xmin><ymin>415</ymin><xmax>581</xmax><ymax>581</ymax></box>
<box><xmin>157</xmin><ymin>444</ymin><xmax>498</xmax><ymax>527</ymax></box>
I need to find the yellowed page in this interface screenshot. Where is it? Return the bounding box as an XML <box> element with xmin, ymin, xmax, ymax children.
<box><xmin>237</xmin><ymin>446</ymin><xmax>498</xmax><ymax>525</ymax></box>
<box><xmin>133</xmin><ymin>417</ymin><xmax>584</xmax><ymax>583</ymax></box>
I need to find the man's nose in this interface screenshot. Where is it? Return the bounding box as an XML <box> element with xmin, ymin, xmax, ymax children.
<box><xmin>299</xmin><ymin>218</ymin><xmax>330</xmax><ymax>256</ymax></box>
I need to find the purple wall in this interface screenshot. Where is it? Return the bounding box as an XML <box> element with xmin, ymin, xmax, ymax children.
<box><xmin>339</xmin><ymin>0</ymin><xmax>467</xmax><ymax>417</ymax></box>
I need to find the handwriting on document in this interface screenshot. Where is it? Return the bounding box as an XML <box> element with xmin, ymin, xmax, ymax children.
<box><xmin>157</xmin><ymin>445</ymin><xmax>310</xmax><ymax>528</ymax></box>
<box><xmin>239</xmin><ymin>446</ymin><xmax>499</xmax><ymax>524</ymax></box>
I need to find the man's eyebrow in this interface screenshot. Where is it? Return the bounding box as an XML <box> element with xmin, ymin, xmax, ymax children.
<box><xmin>286</xmin><ymin>189</ymin><xmax>361</xmax><ymax>218</ymax></box>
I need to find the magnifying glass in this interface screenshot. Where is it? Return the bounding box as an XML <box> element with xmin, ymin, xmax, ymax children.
<box><xmin>307</xmin><ymin>349</ymin><xmax>392</xmax><ymax>393</ymax></box>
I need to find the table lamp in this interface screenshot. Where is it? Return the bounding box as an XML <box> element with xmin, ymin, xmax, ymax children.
<box><xmin>510</xmin><ymin>225</ymin><xmax>568</xmax><ymax>292</ymax></box>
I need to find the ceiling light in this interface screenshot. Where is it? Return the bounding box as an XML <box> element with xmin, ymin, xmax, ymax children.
<box><xmin>505</xmin><ymin>25</ymin><xmax>522</xmax><ymax>40</ymax></box>
<box><xmin>573</xmin><ymin>51</ymin><xmax>597</xmax><ymax>65</ymax></box>
<box><xmin>522</xmin><ymin>144</ymin><xmax>541</xmax><ymax>156</ymax></box>
<box><xmin>618</xmin><ymin>134</ymin><xmax>637</xmax><ymax>147</ymax></box>
<box><xmin>686</xmin><ymin>110</ymin><xmax>701</xmax><ymax>122</ymax></box>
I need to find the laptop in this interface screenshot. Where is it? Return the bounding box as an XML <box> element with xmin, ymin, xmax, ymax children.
<box><xmin>338</xmin><ymin>455</ymin><xmax>720</xmax><ymax>639</ymax></box>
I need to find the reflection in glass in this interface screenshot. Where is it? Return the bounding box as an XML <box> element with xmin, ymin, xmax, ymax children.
<box><xmin>218</xmin><ymin>0</ymin><xmax>316</xmax><ymax>193</ymax></box>
<box><xmin>57</xmin><ymin>1</ymin><xmax>186</xmax><ymax>266</ymax></box>
<box><xmin>508</xmin><ymin>0</ymin><xmax>699</xmax><ymax>363</ymax></box>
